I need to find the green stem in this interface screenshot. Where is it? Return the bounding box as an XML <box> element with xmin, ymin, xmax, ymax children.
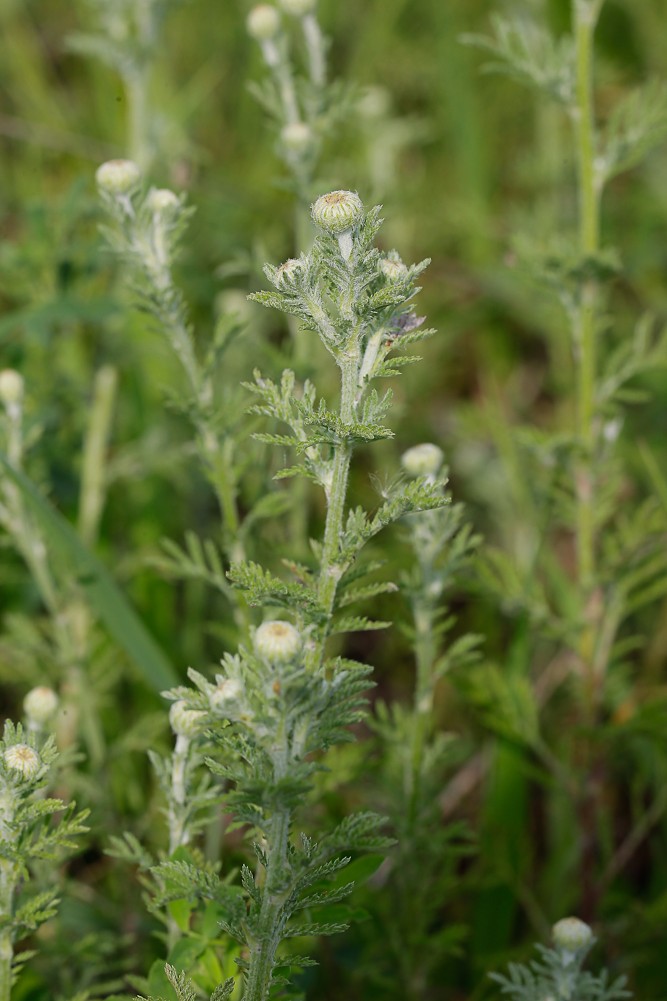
<box><xmin>0</xmin><ymin>851</ymin><xmax>16</xmax><ymax>1001</ymax></box>
<box><xmin>306</xmin><ymin>348</ymin><xmax>358</xmax><ymax>671</ymax></box>
<box><xmin>78</xmin><ymin>365</ymin><xmax>117</xmax><ymax>548</ymax></box>
<box><xmin>407</xmin><ymin>594</ymin><xmax>436</xmax><ymax>825</ymax></box>
<box><xmin>302</xmin><ymin>14</ymin><xmax>326</xmax><ymax>90</ymax></box>
<box><xmin>243</xmin><ymin>806</ymin><xmax>290</xmax><ymax>1001</ymax></box>
<box><xmin>126</xmin><ymin>68</ymin><xmax>151</xmax><ymax>172</ymax></box>
<box><xmin>573</xmin><ymin>0</ymin><xmax>601</xmax><ymax>599</ymax></box>
<box><xmin>244</xmin><ymin>316</ymin><xmax>361</xmax><ymax>1001</ymax></box>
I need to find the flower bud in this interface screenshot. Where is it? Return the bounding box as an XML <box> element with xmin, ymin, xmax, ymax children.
<box><xmin>401</xmin><ymin>443</ymin><xmax>444</xmax><ymax>477</ymax></box>
<box><xmin>95</xmin><ymin>159</ymin><xmax>141</xmax><ymax>195</ymax></box>
<box><xmin>169</xmin><ymin>700</ymin><xmax>206</xmax><ymax>738</ymax></box>
<box><xmin>210</xmin><ymin>677</ymin><xmax>243</xmax><ymax>711</ymax></box>
<box><xmin>275</xmin><ymin>257</ymin><xmax>305</xmax><ymax>286</ymax></box>
<box><xmin>380</xmin><ymin>257</ymin><xmax>408</xmax><ymax>281</ymax></box>
<box><xmin>281</xmin><ymin>121</ymin><xmax>315</xmax><ymax>156</ymax></box>
<box><xmin>146</xmin><ymin>188</ymin><xmax>180</xmax><ymax>213</ymax></box>
<box><xmin>278</xmin><ymin>0</ymin><xmax>316</xmax><ymax>16</ymax></box>
<box><xmin>552</xmin><ymin>917</ymin><xmax>593</xmax><ymax>954</ymax></box>
<box><xmin>3</xmin><ymin>743</ymin><xmax>41</xmax><ymax>779</ymax></box>
<box><xmin>23</xmin><ymin>686</ymin><xmax>59</xmax><ymax>725</ymax></box>
<box><xmin>254</xmin><ymin>620</ymin><xmax>302</xmax><ymax>664</ymax></box>
<box><xmin>311</xmin><ymin>190</ymin><xmax>363</xmax><ymax>236</ymax></box>
<box><xmin>0</xmin><ymin>369</ymin><xmax>24</xmax><ymax>408</ymax></box>
<box><xmin>247</xmin><ymin>4</ymin><xmax>281</xmax><ymax>40</ymax></box>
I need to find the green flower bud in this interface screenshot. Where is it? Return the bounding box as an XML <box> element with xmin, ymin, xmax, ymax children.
<box><xmin>254</xmin><ymin>620</ymin><xmax>302</xmax><ymax>664</ymax></box>
<box><xmin>552</xmin><ymin>917</ymin><xmax>593</xmax><ymax>954</ymax></box>
<box><xmin>311</xmin><ymin>190</ymin><xmax>363</xmax><ymax>236</ymax></box>
<box><xmin>281</xmin><ymin>121</ymin><xmax>315</xmax><ymax>156</ymax></box>
<box><xmin>401</xmin><ymin>443</ymin><xmax>444</xmax><ymax>477</ymax></box>
<box><xmin>23</xmin><ymin>686</ymin><xmax>59</xmax><ymax>725</ymax></box>
<box><xmin>278</xmin><ymin>0</ymin><xmax>316</xmax><ymax>16</ymax></box>
<box><xmin>146</xmin><ymin>188</ymin><xmax>180</xmax><ymax>213</ymax></box>
<box><xmin>95</xmin><ymin>159</ymin><xmax>141</xmax><ymax>195</ymax></box>
<box><xmin>3</xmin><ymin>743</ymin><xmax>41</xmax><ymax>779</ymax></box>
<box><xmin>380</xmin><ymin>257</ymin><xmax>408</xmax><ymax>281</ymax></box>
<box><xmin>169</xmin><ymin>700</ymin><xmax>206</xmax><ymax>738</ymax></box>
<box><xmin>275</xmin><ymin>257</ymin><xmax>305</xmax><ymax>285</ymax></box>
<box><xmin>247</xmin><ymin>4</ymin><xmax>281</xmax><ymax>40</ymax></box>
<box><xmin>0</xmin><ymin>369</ymin><xmax>24</xmax><ymax>408</ymax></box>
<box><xmin>210</xmin><ymin>677</ymin><xmax>243</xmax><ymax>711</ymax></box>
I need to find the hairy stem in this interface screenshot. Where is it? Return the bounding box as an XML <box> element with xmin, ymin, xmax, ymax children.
<box><xmin>572</xmin><ymin>0</ymin><xmax>606</xmax><ymax>920</ymax></box>
<box><xmin>78</xmin><ymin>365</ymin><xmax>117</xmax><ymax>548</ymax></box>
<box><xmin>573</xmin><ymin>1</ymin><xmax>601</xmax><ymax>604</ymax></box>
<box><xmin>0</xmin><ymin>836</ymin><xmax>16</xmax><ymax>1001</ymax></box>
<box><xmin>244</xmin><ymin>308</ymin><xmax>361</xmax><ymax>1001</ymax></box>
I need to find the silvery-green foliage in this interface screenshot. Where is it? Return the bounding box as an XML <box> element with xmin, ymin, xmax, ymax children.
<box><xmin>490</xmin><ymin>921</ymin><xmax>630</xmax><ymax>1001</ymax></box>
<box><xmin>149</xmin><ymin>193</ymin><xmax>446</xmax><ymax>1000</ymax></box>
<box><xmin>246</xmin><ymin>0</ymin><xmax>341</xmax><ymax>196</ymax></box>
<box><xmin>461</xmin><ymin>0</ymin><xmax>667</xmax><ymax>949</ymax></box>
<box><xmin>360</xmin><ymin>466</ymin><xmax>480</xmax><ymax>995</ymax></box>
<box><xmin>0</xmin><ymin>721</ymin><xmax>88</xmax><ymax>999</ymax></box>
<box><xmin>70</xmin><ymin>0</ymin><xmax>190</xmax><ymax>168</ymax></box>
<box><xmin>97</xmin><ymin>169</ymin><xmax>252</xmax><ymax>582</ymax></box>
<box><xmin>461</xmin><ymin>14</ymin><xmax>576</xmax><ymax>106</ymax></box>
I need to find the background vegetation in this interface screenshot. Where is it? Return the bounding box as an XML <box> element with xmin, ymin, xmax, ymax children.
<box><xmin>1</xmin><ymin>0</ymin><xmax>667</xmax><ymax>998</ymax></box>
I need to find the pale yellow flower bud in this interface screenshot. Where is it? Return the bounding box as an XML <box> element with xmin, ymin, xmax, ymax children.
<box><xmin>210</xmin><ymin>677</ymin><xmax>243</xmax><ymax>711</ymax></box>
<box><xmin>401</xmin><ymin>443</ymin><xmax>444</xmax><ymax>477</ymax></box>
<box><xmin>169</xmin><ymin>700</ymin><xmax>206</xmax><ymax>738</ymax></box>
<box><xmin>0</xmin><ymin>369</ymin><xmax>24</xmax><ymax>408</ymax></box>
<box><xmin>275</xmin><ymin>258</ymin><xmax>305</xmax><ymax>285</ymax></box>
<box><xmin>146</xmin><ymin>188</ymin><xmax>179</xmax><ymax>213</ymax></box>
<box><xmin>254</xmin><ymin>620</ymin><xmax>302</xmax><ymax>664</ymax></box>
<box><xmin>23</xmin><ymin>686</ymin><xmax>59</xmax><ymax>725</ymax></box>
<box><xmin>552</xmin><ymin>916</ymin><xmax>593</xmax><ymax>954</ymax></box>
<box><xmin>3</xmin><ymin>743</ymin><xmax>41</xmax><ymax>779</ymax></box>
<box><xmin>311</xmin><ymin>190</ymin><xmax>363</xmax><ymax>235</ymax></box>
<box><xmin>95</xmin><ymin>159</ymin><xmax>141</xmax><ymax>194</ymax></box>
<box><xmin>247</xmin><ymin>4</ymin><xmax>281</xmax><ymax>40</ymax></box>
<box><xmin>281</xmin><ymin>121</ymin><xmax>315</xmax><ymax>156</ymax></box>
<box><xmin>380</xmin><ymin>257</ymin><xmax>408</xmax><ymax>281</ymax></box>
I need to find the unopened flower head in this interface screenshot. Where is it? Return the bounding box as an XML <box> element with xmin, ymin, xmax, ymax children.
<box><xmin>401</xmin><ymin>443</ymin><xmax>444</xmax><ymax>477</ymax></box>
<box><xmin>3</xmin><ymin>743</ymin><xmax>41</xmax><ymax>779</ymax></box>
<box><xmin>380</xmin><ymin>257</ymin><xmax>408</xmax><ymax>281</ymax></box>
<box><xmin>311</xmin><ymin>190</ymin><xmax>363</xmax><ymax>236</ymax></box>
<box><xmin>278</xmin><ymin>0</ymin><xmax>317</xmax><ymax>16</ymax></box>
<box><xmin>23</xmin><ymin>686</ymin><xmax>59</xmax><ymax>725</ymax></box>
<box><xmin>210</xmin><ymin>677</ymin><xmax>243</xmax><ymax>711</ymax></box>
<box><xmin>146</xmin><ymin>188</ymin><xmax>180</xmax><ymax>213</ymax></box>
<box><xmin>169</xmin><ymin>700</ymin><xmax>206</xmax><ymax>738</ymax></box>
<box><xmin>247</xmin><ymin>4</ymin><xmax>281</xmax><ymax>40</ymax></box>
<box><xmin>254</xmin><ymin>620</ymin><xmax>302</xmax><ymax>664</ymax></box>
<box><xmin>281</xmin><ymin>121</ymin><xmax>315</xmax><ymax>156</ymax></box>
<box><xmin>0</xmin><ymin>369</ymin><xmax>24</xmax><ymax>408</ymax></box>
<box><xmin>275</xmin><ymin>257</ymin><xmax>305</xmax><ymax>286</ymax></box>
<box><xmin>95</xmin><ymin>159</ymin><xmax>141</xmax><ymax>195</ymax></box>
<box><xmin>552</xmin><ymin>917</ymin><xmax>593</xmax><ymax>954</ymax></box>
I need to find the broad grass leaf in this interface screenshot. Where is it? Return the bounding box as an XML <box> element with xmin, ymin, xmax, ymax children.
<box><xmin>0</xmin><ymin>455</ymin><xmax>177</xmax><ymax>690</ymax></box>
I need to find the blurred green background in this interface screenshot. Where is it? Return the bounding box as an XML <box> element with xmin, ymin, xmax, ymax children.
<box><xmin>2</xmin><ymin>0</ymin><xmax>667</xmax><ymax>998</ymax></box>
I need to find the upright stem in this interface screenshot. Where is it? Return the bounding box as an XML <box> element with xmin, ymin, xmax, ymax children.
<box><xmin>78</xmin><ymin>365</ymin><xmax>117</xmax><ymax>548</ymax></box>
<box><xmin>302</xmin><ymin>14</ymin><xmax>326</xmax><ymax>89</ymax></box>
<box><xmin>0</xmin><ymin>804</ymin><xmax>16</xmax><ymax>1001</ymax></box>
<box><xmin>408</xmin><ymin>593</ymin><xmax>437</xmax><ymax>825</ymax></box>
<box><xmin>127</xmin><ymin>69</ymin><xmax>151</xmax><ymax>172</ymax></box>
<box><xmin>572</xmin><ymin>0</ymin><xmax>605</xmax><ymax>919</ymax></box>
<box><xmin>306</xmin><ymin>348</ymin><xmax>358</xmax><ymax>671</ymax></box>
<box><xmin>244</xmin><ymin>316</ymin><xmax>361</xmax><ymax>1001</ymax></box>
<box><xmin>573</xmin><ymin>0</ymin><xmax>601</xmax><ymax>602</ymax></box>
